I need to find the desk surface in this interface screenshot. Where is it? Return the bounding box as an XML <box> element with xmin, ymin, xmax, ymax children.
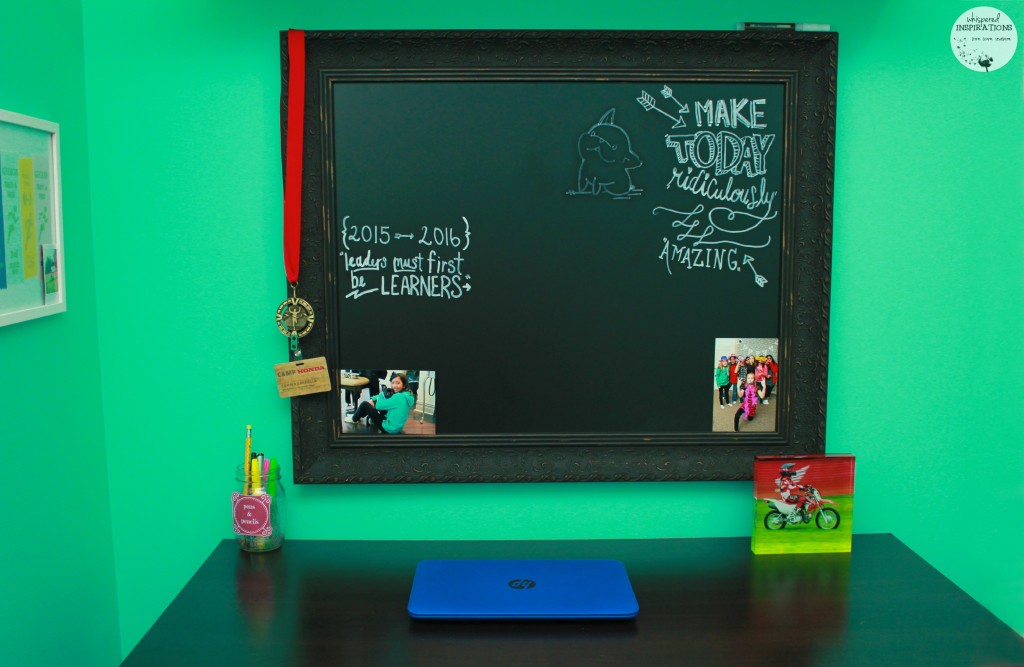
<box><xmin>122</xmin><ymin>535</ymin><xmax>1023</xmax><ymax>667</ymax></box>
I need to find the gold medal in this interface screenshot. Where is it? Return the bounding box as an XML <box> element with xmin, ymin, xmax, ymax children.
<box><xmin>275</xmin><ymin>296</ymin><xmax>314</xmax><ymax>338</ymax></box>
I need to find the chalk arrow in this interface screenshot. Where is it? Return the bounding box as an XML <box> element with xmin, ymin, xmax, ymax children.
<box><xmin>660</xmin><ymin>86</ymin><xmax>690</xmax><ymax>125</ymax></box>
<box><xmin>638</xmin><ymin>92</ymin><xmax>686</xmax><ymax>127</ymax></box>
<box><xmin>743</xmin><ymin>255</ymin><xmax>767</xmax><ymax>287</ymax></box>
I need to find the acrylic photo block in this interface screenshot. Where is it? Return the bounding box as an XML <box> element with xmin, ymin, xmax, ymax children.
<box><xmin>752</xmin><ymin>454</ymin><xmax>855</xmax><ymax>555</ymax></box>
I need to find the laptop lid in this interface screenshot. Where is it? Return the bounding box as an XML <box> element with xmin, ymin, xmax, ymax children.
<box><xmin>407</xmin><ymin>559</ymin><xmax>639</xmax><ymax>620</ymax></box>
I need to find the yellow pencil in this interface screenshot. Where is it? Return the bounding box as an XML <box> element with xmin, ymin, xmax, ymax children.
<box><xmin>244</xmin><ymin>425</ymin><xmax>252</xmax><ymax>494</ymax></box>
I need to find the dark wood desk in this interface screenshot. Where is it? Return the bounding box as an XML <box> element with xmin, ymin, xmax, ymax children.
<box><xmin>121</xmin><ymin>535</ymin><xmax>1023</xmax><ymax>666</ymax></box>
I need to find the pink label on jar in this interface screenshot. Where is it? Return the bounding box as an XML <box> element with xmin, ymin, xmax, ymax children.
<box><xmin>232</xmin><ymin>492</ymin><xmax>273</xmax><ymax>536</ymax></box>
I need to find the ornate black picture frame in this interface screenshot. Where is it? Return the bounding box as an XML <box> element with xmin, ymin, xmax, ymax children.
<box><xmin>282</xmin><ymin>30</ymin><xmax>837</xmax><ymax>483</ymax></box>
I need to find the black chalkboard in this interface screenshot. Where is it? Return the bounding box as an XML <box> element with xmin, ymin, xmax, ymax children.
<box><xmin>334</xmin><ymin>80</ymin><xmax>783</xmax><ymax>434</ymax></box>
<box><xmin>284</xmin><ymin>31</ymin><xmax>837</xmax><ymax>482</ymax></box>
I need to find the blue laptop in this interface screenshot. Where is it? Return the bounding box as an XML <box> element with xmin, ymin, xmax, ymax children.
<box><xmin>407</xmin><ymin>559</ymin><xmax>639</xmax><ymax>620</ymax></box>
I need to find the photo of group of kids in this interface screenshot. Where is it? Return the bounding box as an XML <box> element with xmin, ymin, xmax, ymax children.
<box><xmin>712</xmin><ymin>338</ymin><xmax>779</xmax><ymax>433</ymax></box>
<box><xmin>339</xmin><ymin>369</ymin><xmax>436</xmax><ymax>436</ymax></box>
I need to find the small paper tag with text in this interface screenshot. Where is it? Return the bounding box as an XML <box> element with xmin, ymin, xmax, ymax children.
<box><xmin>275</xmin><ymin>356</ymin><xmax>331</xmax><ymax>398</ymax></box>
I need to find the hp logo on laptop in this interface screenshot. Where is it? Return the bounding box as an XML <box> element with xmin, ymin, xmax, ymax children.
<box><xmin>507</xmin><ymin>579</ymin><xmax>536</xmax><ymax>590</ymax></box>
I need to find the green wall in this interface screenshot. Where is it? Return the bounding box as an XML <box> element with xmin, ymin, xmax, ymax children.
<box><xmin>0</xmin><ymin>1</ymin><xmax>120</xmax><ymax>666</ymax></box>
<box><xmin>57</xmin><ymin>0</ymin><xmax>1024</xmax><ymax>660</ymax></box>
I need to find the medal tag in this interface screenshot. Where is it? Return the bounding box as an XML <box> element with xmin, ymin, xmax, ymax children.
<box><xmin>275</xmin><ymin>356</ymin><xmax>331</xmax><ymax>398</ymax></box>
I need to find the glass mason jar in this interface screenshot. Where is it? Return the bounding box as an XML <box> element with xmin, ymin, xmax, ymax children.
<box><xmin>232</xmin><ymin>463</ymin><xmax>286</xmax><ymax>552</ymax></box>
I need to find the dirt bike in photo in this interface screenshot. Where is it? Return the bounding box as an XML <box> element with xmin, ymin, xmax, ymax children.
<box><xmin>762</xmin><ymin>485</ymin><xmax>840</xmax><ymax>531</ymax></box>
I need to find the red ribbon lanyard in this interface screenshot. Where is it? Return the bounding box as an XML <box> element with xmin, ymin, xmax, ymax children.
<box><xmin>283</xmin><ymin>29</ymin><xmax>306</xmax><ymax>284</ymax></box>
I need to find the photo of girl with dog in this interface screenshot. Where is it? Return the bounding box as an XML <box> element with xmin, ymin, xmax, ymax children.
<box><xmin>340</xmin><ymin>369</ymin><xmax>436</xmax><ymax>435</ymax></box>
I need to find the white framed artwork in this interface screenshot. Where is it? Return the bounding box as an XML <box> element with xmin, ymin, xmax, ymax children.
<box><xmin>0</xmin><ymin>109</ymin><xmax>65</xmax><ymax>326</ymax></box>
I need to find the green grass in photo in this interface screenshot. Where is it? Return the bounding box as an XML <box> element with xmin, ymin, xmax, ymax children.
<box><xmin>752</xmin><ymin>494</ymin><xmax>854</xmax><ymax>554</ymax></box>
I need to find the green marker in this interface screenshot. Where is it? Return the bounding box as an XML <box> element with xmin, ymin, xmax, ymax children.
<box><xmin>268</xmin><ymin>458</ymin><xmax>279</xmax><ymax>496</ymax></box>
